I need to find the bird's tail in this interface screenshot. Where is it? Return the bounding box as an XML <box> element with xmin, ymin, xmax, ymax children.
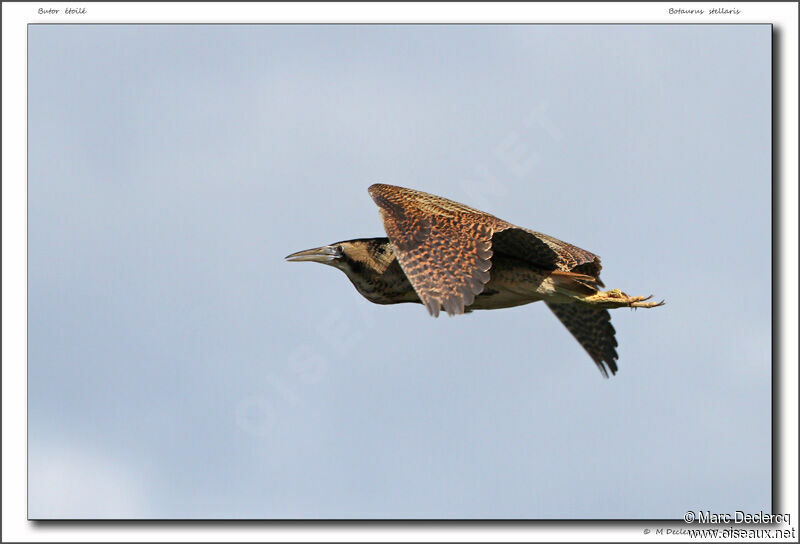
<box><xmin>549</xmin><ymin>270</ymin><xmax>601</xmax><ymax>296</ymax></box>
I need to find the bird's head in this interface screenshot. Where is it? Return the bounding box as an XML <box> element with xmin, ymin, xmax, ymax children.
<box><xmin>285</xmin><ymin>238</ymin><xmax>394</xmax><ymax>275</ymax></box>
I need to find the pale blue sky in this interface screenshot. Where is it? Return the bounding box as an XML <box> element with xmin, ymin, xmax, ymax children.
<box><xmin>28</xmin><ymin>24</ymin><xmax>771</xmax><ymax>519</ymax></box>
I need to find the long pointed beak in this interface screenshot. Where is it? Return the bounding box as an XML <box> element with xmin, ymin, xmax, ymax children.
<box><xmin>285</xmin><ymin>245</ymin><xmax>340</xmax><ymax>263</ymax></box>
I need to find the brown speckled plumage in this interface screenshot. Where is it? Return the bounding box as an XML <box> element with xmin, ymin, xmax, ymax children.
<box><xmin>286</xmin><ymin>184</ymin><xmax>664</xmax><ymax>377</ymax></box>
<box><xmin>368</xmin><ymin>184</ymin><xmax>604</xmax><ymax>315</ymax></box>
<box><xmin>546</xmin><ymin>303</ymin><xmax>618</xmax><ymax>377</ymax></box>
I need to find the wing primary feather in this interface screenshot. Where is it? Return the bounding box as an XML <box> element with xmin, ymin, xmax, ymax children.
<box><xmin>546</xmin><ymin>302</ymin><xmax>619</xmax><ymax>377</ymax></box>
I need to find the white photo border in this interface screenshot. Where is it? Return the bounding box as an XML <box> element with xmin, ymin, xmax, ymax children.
<box><xmin>3</xmin><ymin>2</ymin><xmax>797</xmax><ymax>542</ymax></box>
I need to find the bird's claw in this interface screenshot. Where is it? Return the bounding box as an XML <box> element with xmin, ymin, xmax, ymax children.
<box><xmin>630</xmin><ymin>296</ymin><xmax>665</xmax><ymax>309</ymax></box>
<box><xmin>580</xmin><ymin>290</ymin><xmax>665</xmax><ymax>309</ymax></box>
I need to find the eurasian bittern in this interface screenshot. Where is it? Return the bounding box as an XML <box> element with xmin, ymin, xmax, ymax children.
<box><xmin>286</xmin><ymin>184</ymin><xmax>664</xmax><ymax>377</ymax></box>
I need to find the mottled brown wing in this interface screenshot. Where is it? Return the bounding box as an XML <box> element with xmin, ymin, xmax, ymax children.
<box><xmin>368</xmin><ymin>184</ymin><xmax>498</xmax><ymax>317</ymax></box>
<box><xmin>492</xmin><ymin>227</ymin><xmax>604</xmax><ymax>285</ymax></box>
<box><xmin>545</xmin><ymin>302</ymin><xmax>618</xmax><ymax>377</ymax></box>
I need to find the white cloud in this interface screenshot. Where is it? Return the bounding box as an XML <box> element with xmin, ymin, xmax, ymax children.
<box><xmin>29</xmin><ymin>438</ymin><xmax>150</xmax><ymax>519</ymax></box>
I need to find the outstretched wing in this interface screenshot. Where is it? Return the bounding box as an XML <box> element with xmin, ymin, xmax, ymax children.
<box><xmin>368</xmin><ymin>183</ymin><xmax>605</xmax><ymax>316</ymax></box>
<box><xmin>545</xmin><ymin>302</ymin><xmax>618</xmax><ymax>377</ymax></box>
<box><xmin>368</xmin><ymin>184</ymin><xmax>496</xmax><ymax>316</ymax></box>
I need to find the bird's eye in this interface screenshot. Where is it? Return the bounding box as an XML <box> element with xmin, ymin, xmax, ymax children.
<box><xmin>336</xmin><ymin>245</ymin><xmax>344</xmax><ymax>256</ymax></box>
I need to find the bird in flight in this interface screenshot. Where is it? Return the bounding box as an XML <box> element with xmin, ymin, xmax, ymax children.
<box><xmin>286</xmin><ymin>184</ymin><xmax>664</xmax><ymax>377</ymax></box>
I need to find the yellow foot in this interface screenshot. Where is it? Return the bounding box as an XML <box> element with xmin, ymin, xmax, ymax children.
<box><xmin>579</xmin><ymin>288</ymin><xmax>665</xmax><ymax>309</ymax></box>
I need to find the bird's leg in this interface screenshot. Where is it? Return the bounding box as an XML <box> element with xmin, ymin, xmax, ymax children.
<box><xmin>577</xmin><ymin>289</ymin><xmax>665</xmax><ymax>309</ymax></box>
